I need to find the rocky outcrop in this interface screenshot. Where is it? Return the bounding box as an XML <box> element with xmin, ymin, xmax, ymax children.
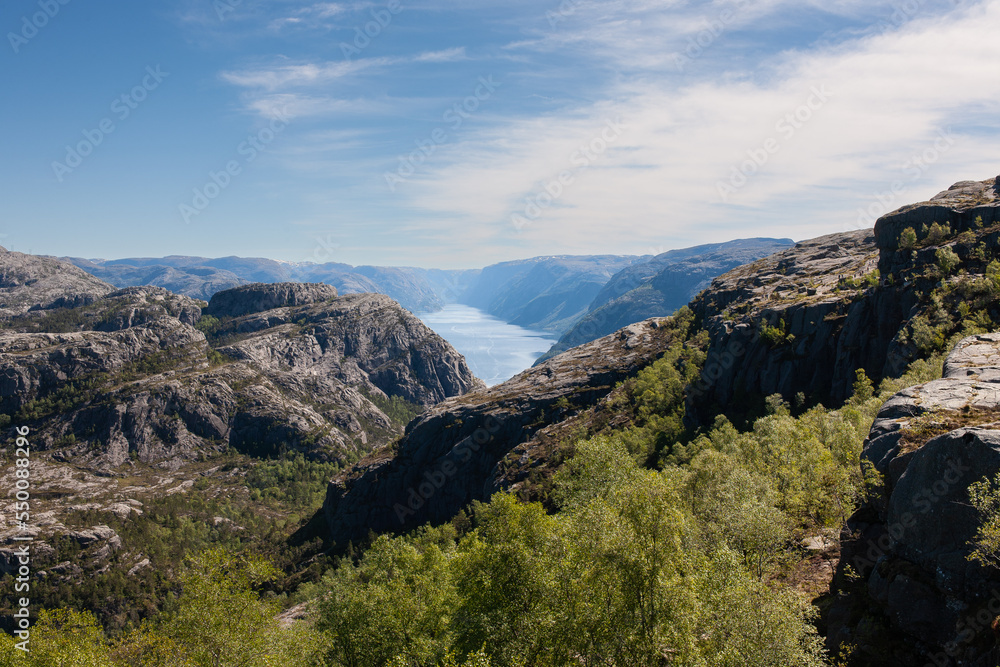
<box><xmin>875</xmin><ymin>177</ymin><xmax>1000</xmax><ymax>255</ymax></box>
<box><xmin>687</xmin><ymin>230</ymin><xmax>897</xmax><ymax>416</ymax></box>
<box><xmin>687</xmin><ymin>178</ymin><xmax>1000</xmax><ymax>420</ymax></box>
<box><xmin>0</xmin><ymin>246</ymin><xmax>114</xmax><ymax>317</ymax></box>
<box><xmin>827</xmin><ymin>333</ymin><xmax>1000</xmax><ymax>666</ymax></box>
<box><xmin>322</xmin><ymin>318</ymin><xmax>675</xmax><ymax>548</ymax></box>
<box><xmin>205</xmin><ymin>282</ymin><xmax>338</xmax><ymax>319</ymax></box>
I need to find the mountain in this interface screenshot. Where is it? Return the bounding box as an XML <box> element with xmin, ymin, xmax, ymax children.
<box><xmin>313</xmin><ymin>175</ymin><xmax>1000</xmax><ymax>665</ymax></box>
<box><xmin>0</xmin><ymin>246</ymin><xmax>114</xmax><ymax>316</ymax></box>
<box><xmin>539</xmin><ymin>238</ymin><xmax>793</xmax><ymax>360</ymax></box>
<box><xmin>66</xmin><ymin>255</ymin><xmax>466</xmax><ymax>314</ymax></box>
<box><xmin>458</xmin><ymin>255</ymin><xmax>648</xmax><ymax>334</ymax></box>
<box><xmin>68</xmin><ymin>258</ymin><xmax>247</xmax><ymax>301</ymax></box>
<box><xmin>12</xmin><ymin>176</ymin><xmax>1000</xmax><ymax>666</ymax></box>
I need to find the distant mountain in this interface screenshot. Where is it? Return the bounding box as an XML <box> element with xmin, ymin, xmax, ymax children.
<box><xmin>538</xmin><ymin>239</ymin><xmax>794</xmax><ymax>361</ymax></box>
<box><xmin>67</xmin><ymin>258</ymin><xmax>246</xmax><ymax>302</ymax></box>
<box><xmin>66</xmin><ymin>255</ymin><xmax>470</xmax><ymax>314</ymax></box>
<box><xmin>66</xmin><ymin>244</ymin><xmax>789</xmax><ymax>342</ymax></box>
<box><xmin>458</xmin><ymin>255</ymin><xmax>648</xmax><ymax>334</ymax></box>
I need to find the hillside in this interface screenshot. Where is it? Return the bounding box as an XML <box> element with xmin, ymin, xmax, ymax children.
<box><xmin>539</xmin><ymin>238</ymin><xmax>793</xmax><ymax>359</ymax></box>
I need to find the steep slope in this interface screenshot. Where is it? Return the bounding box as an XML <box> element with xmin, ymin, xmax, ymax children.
<box><xmin>459</xmin><ymin>255</ymin><xmax>647</xmax><ymax>334</ymax></box>
<box><xmin>686</xmin><ymin>175</ymin><xmax>1000</xmax><ymax>422</ymax></box>
<box><xmin>541</xmin><ymin>238</ymin><xmax>793</xmax><ymax>359</ymax></box>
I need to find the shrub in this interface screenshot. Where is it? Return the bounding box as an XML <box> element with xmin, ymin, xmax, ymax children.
<box><xmin>899</xmin><ymin>227</ymin><xmax>918</xmax><ymax>250</ymax></box>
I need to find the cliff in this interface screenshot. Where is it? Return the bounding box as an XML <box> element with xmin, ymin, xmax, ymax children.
<box><xmin>0</xmin><ymin>275</ymin><xmax>482</xmax><ymax>469</ymax></box>
<box><xmin>827</xmin><ymin>333</ymin><xmax>1000</xmax><ymax>666</ymax></box>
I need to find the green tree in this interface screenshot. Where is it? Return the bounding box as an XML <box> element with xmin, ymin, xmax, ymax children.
<box><xmin>936</xmin><ymin>246</ymin><xmax>961</xmax><ymax>275</ymax></box>
<box><xmin>163</xmin><ymin>548</ymin><xmax>322</xmax><ymax>667</ymax></box>
<box><xmin>967</xmin><ymin>473</ymin><xmax>1000</xmax><ymax>567</ymax></box>
<box><xmin>317</xmin><ymin>535</ymin><xmax>455</xmax><ymax>667</ymax></box>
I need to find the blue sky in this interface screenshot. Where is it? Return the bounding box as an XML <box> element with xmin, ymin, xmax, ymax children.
<box><xmin>2</xmin><ymin>0</ymin><xmax>998</xmax><ymax>268</ymax></box>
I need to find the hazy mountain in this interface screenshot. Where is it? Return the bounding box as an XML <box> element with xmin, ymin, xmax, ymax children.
<box><xmin>458</xmin><ymin>255</ymin><xmax>649</xmax><ymax>334</ymax></box>
<box><xmin>538</xmin><ymin>238</ymin><xmax>794</xmax><ymax>360</ymax></box>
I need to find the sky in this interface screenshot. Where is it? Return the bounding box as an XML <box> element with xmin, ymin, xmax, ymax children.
<box><xmin>1</xmin><ymin>0</ymin><xmax>999</xmax><ymax>269</ymax></box>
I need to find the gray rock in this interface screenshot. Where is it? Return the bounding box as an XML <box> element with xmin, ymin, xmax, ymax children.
<box><xmin>829</xmin><ymin>333</ymin><xmax>1000</xmax><ymax>664</ymax></box>
<box><xmin>0</xmin><ymin>246</ymin><xmax>114</xmax><ymax>318</ymax></box>
<box><xmin>206</xmin><ymin>282</ymin><xmax>338</xmax><ymax>318</ymax></box>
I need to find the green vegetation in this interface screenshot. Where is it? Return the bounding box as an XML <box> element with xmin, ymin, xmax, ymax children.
<box><xmin>760</xmin><ymin>317</ymin><xmax>794</xmax><ymax>347</ymax></box>
<box><xmin>899</xmin><ymin>227</ymin><xmax>917</xmax><ymax>250</ymax></box>
<box><xmin>968</xmin><ymin>472</ymin><xmax>1000</xmax><ymax>567</ymax></box>
<box><xmin>361</xmin><ymin>390</ymin><xmax>424</xmax><ymax>427</ymax></box>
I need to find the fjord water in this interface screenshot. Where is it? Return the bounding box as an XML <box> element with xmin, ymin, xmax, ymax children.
<box><xmin>418</xmin><ymin>304</ymin><xmax>558</xmax><ymax>386</ymax></box>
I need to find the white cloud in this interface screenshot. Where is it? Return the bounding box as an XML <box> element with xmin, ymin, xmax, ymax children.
<box><xmin>395</xmin><ymin>0</ymin><xmax>1000</xmax><ymax>253</ymax></box>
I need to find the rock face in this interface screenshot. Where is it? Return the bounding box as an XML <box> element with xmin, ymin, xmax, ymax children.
<box><xmin>686</xmin><ymin>176</ymin><xmax>1000</xmax><ymax>421</ymax></box>
<box><xmin>0</xmin><ymin>278</ymin><xmax>482</xmax><ymax>469</ymax></box>
<box><xmin>686</xmin><ymin>230</ymin><xmax>898</xmax><ymax>416</ymax></box>
<box><xmin>0</xmin><ymin>246</ymin><xmax>114</xmax><ymax>317</ymax></box>
<box><xmin>827</xmin><ymin>333</ymin><xmax>1000</xmax><ymax>666</ymax></box>
<box><xmin>322</xmin><ymin>318</ymin><xmax>676</xmax><ymax>547</ymax></box>
<box><xmin>205</xmin><ymin>282</ymin><xmax>339</xmax><ymax>319</ymax></box>
<box><xmin>541</xmin><ymin>238</ymin><xmax>793</xmax><ymax>359</ymax></box>
<box><xmin>874</xmin><ymin>177</ymin><xmax>1000</xmax><ymax>258</ymax></box>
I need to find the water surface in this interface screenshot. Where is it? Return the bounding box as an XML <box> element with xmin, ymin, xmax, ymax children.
<box><xmin>418</xmin><ymin>304</ymin><xmax>558</xmax><ymax>387</ymax></box>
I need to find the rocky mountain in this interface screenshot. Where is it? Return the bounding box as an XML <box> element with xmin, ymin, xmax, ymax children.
<box><xmin>458</xmin><ymin>255</ymin><xmax>648</xmax><ymax>334</ymax></box>
<box><xmin>68</xmin><ymin>258</ymin><xmax>246</xmax><ymax>301</ymax></box>
<box><xmin>686</xmin><ymin>176</ymin><xmax>1000</xmax><ymax>423</ymax></box>
<box><xmin>66</xmin><ymin>255</ymin><xmax>462</xmax><ymax>314</ymax></box>
<box><xmin>318</xmin><ymin>174</ymin><xmax>1000</xmax><ymax>575</ymax></box>
<box><xmin>540</xmin><ymin>238</ymin><xmax>793</xmax><ymax>360</ymax></box>
<box><xmin>0</xmin><ymin>269</ymin><xmax>481</xmax><ymax>470</ymax></box>
<box><xmin>0</xmin><ymin>246</ymin><xmax>114</xmax><ymax>317</ymax></box>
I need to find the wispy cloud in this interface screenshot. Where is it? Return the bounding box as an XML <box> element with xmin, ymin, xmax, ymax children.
<box><xmin>396</xmin><ymin>1</ymin><xmax>1000</xmax><ymax>252</ymax></box>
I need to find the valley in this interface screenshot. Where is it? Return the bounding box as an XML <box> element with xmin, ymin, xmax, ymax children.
<box><xmin>3</xmin><ymin>176</ymin><xmax>1000</xmax><ymax>665</ymax></box>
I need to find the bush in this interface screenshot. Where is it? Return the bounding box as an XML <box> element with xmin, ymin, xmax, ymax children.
<box><xmin>899</xmin><ymin>227</ymin><xmax>918</xmax><ymax>250</ymax></box>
